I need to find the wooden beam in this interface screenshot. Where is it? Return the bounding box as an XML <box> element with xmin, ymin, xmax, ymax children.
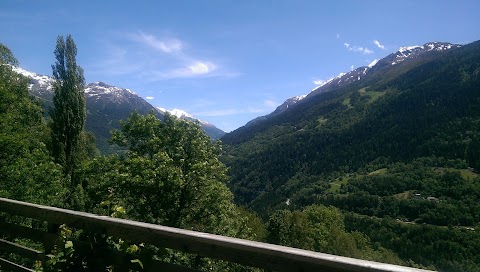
<box><xmin>0</xmin><ymin>239</ymin><xmax>44</xmax><ymax>261</ymax></box>
<box><xmin>0</xmin><ymin>257</ymin><xmax>35</xmax><ymax>272</ymax></box>
<box><xmin>0</xmin><ymin>220</ymin><xmax>57</xmax><ymax>245</ymax></box>
<box><xmin>0</xmin><ymin>197</ymin><xmax>435</xmax><ymax>272</ymax></box>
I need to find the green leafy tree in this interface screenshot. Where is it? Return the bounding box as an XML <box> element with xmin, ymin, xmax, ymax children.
<box><xmin>50</xmin><ymin>35</ymin><xmax>86</xmax><ymax>180</ymax></box>
<box><xmin>78</xmin><ymin>111</ymin><xmax>263</xmax><ymax>271</ymax></box>
<box><xmin>83</xmin><ymin>111</ymin><xmax>238</xmax><ymax>233</ymax></box>
<box><xmin>0</xmin><ymin>43</ymin><xmax>66</xmax><ymax>206</ymax></box>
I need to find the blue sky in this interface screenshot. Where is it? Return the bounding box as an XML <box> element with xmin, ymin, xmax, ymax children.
<box><xmin>2</xmin><ymin>0</ymin><xmax>479</xmax><ymax>132</ymax></box>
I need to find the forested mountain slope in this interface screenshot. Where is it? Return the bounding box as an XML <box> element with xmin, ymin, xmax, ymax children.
<box><xmin>222</xmin><ymin>40</ymin><xmax>480</xmax><ymax>271</ymax></box>
<box><xmin>222</xmin><ymin>40</ymin><xmax>480</xmax><ymax>213</ymax></box>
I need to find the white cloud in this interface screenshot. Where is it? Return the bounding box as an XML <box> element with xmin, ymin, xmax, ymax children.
<box><xmin>350</xmin><ymin>64</ymin><xmax>354</xmax><ymax>71</ymax></box>
<box><xmin>344</xmin><ymin>42</ymin><xmax>373</xmax><ymax>55</ymax></box>
<box><xmin>149</xmin><ymin>61</ymin><xmax>217</xmax><ymax>80</ymax></box>
<box><xmin>373</xmin><ymin>39</ymin><xmax>385</xmax><ymax>49</ymax></box>
<box><xmin>146</xmin><ymin>96</ymin><xmax>154</xmax><ymax>100</ymax></box>
<box><xmin>90</xmin><ymin>31</ymin><xmax>236</xmax><ymax>81</ymax></box>
<box><xmin>188</xmin><ymin>62</ymin><xmax>215</xmax><ymax>75</ymax></box>
<box><xmin>364</xmin><ymin>48</ymin><xmax>374</xmax><ymax>54</ymax></box>
<box><xmin>129</xmin><ymin>32</ymin><xmax>183</xmax><ymax>53</ymax></box>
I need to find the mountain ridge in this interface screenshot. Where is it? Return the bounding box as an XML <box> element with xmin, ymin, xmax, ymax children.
<box><xmin>222</xmin><ymin>41</ymin><xmax>463</xmax><ymax>145</ymax></box>
<box><xmin>221</xmin><ymin>40</ymin><xmax>480</xmax><ymax>212</ymax></box>
<box><xmin>12</xmin><ymin>67</ymin><xmax>225</xmax><ymax>153</ymax></box>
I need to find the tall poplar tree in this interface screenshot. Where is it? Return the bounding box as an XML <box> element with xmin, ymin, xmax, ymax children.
<box><xmin>50</xmin><ymin>35</ymin><xmax>86</xmax><ymax>180</ymax></box>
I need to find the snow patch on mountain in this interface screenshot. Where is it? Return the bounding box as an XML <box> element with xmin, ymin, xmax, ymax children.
<box><xmin>392</xmin><ymin>42</ymin><xmax>460</xmax><ymax>65</ymax></box>
<box><xmin>85</xmin><ymin>82</ymin><xmax>136</xmax><ymax>97</ymax></box>
<box><xmin>11</xmin><ymin>66</ymin><xmax>54</xmax><ymax>92</ymax></box>
<box><xmin>307</xmin><ymin>42</ymin><xmax>460</xmax><ymax>103</ymax></box>
<box><xmin>312</xmin><ymin>72</ymin><xmax>347</xmax><ymax>91</ymax></box>
<box><xmin>157</xmin><ymin>107</ymin><xmax>209</xmax><ymax>125</ymax></box>
<box><xmin>398</xmin><ymin>45</ymin><xmax>421</xmax><ymax>53</ymax></box>
<box><xmin>368</xmin><ymin>59</ymin><xmax>379</xmax><ymax>68</ymax></box>
<box><xmin>292</xmin><ymin>95</ymin><xmax>307</xmax><ymax>101</ymax></box>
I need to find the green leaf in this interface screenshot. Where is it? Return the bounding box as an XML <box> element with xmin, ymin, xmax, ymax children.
<box><xmin>131</xmin><ymin>259</ymin><xmax>144</xmax><ymax>269</ymax></box>
<box><xmin>65</xmin><ymin>240</ymin><xmax>73</xmax><ymax>249</ymax></box>
<box><xmin>126</xmin><ymin>244</ymin><xmax>139</xmax><ymax>254</ymax></box>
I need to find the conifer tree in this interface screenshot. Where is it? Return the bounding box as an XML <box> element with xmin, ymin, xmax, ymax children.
<box><xmin>50</xmin><ymin>35</ymin><xmax>86</xmax><ymax>180</ymax></box>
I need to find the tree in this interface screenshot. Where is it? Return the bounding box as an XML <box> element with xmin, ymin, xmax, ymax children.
<box><xmin>50</xmin><ymin>35</ymin><xmax>86</xmax><ymax>179</ymax></box>
<box><xmin>78</xmin><ymin>111</ymin><xmax>264</xmax><ymax>270</ymax></box>
<box><xmin>83</xmin><ymin>111</ymin><xmax>237</xmax><ymax>233</ymax></box>
<box><xmin>0</xmin><ymin>43</ymin><xmax>66</xmax><ymax>206</ymax></box>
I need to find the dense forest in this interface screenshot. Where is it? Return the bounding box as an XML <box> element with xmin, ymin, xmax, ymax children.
<box><xmin>1</xmin><ymin>37</ymin><xmax>480</xmax><ymax>271</ymax></box>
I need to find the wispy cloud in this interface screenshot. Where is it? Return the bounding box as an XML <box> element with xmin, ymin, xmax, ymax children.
<box><xmin>129</xmin><ymin>31</ymin><xmax>183</xmax><ymax>53</ymax></box>
<box><xmin>350</xmin><ymin>64</ymin><xmax>354</xmax><ymax>71</ymax></box>
<box><xmin>344</xmin><ymin>43</ymin><xmax>373</xmax><ymax>55</ymax></box>
<box><xmin>149</xmin><ymin>61</ymin><xmax>217</xmax><ymax>80</ymax></box>
<box><xmin>91</xmin><ymin>31</ymin><xmax>234</xmax><ymax>81</ymax></box>
<box><xmin>189</xmin><ymin>62</ymin><xmax>216</xmax><ymax>75</ymax></box>
<box><xmin>373</xmin><ymin>39</ymin><xmax>385</xmax><ymax>50</ymax></box>
<box><xmin>336</xmin><ymin>33</ymin><xmax>340</xmax><ymax>39</ymax></box>
<box><xmin>146</xmin><ymin>96</ymin><xmax>154</xmax><ymax>100</ymax></box>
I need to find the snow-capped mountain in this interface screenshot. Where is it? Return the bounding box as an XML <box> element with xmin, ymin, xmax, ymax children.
<box><xmin>12</xmin><ymin>68</ymin><xmax>225</xmax><ymax>153</ymax></box>
<box><xmin>85</xmin><ymin>82</ymin><xmax>137</xmax><ymax>100</ymax></box>
<box><xmin>244</xmin><ymin>94</ymin><xmax>307</xmax><ymax>126</ymax></box>
<box><xmin>270</xmin><ymin>95</ymin><xmax>307</xmax><ymax>115</ymax></box>
<box><xmin>241</xmin><ymin>42</ymin><xmax>461</xmax><ymax>130</ymax></box>
<box><xmin>156</xmin><ymin>107</ymin><xmax>225</xmax><ymax>139</ymax></box>
<box><xmin>308</xmin><ymin>42</ymin><xmax>460</xmax><ymax>97</ymax></box>
<box><xmin>278</xmin><ymin>41</ymin><xmax>461</xmax><ymax>108</ymax></box>
<box><xmin>11</xmin><ymin>66</ymin><xmax>54</xmax><ymax>95</ymax></box>
<box><xmin>388</xmin><ymin>42</ymin><xmax>459</xmax><ymax>65</ymax></box>
<box><xmin>157</xmin><ymin>107</ymin><xmax>208</xmax><ymax>124</ymax></box>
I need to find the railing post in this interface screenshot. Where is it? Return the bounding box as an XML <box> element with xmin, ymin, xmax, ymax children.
<box><xmin>44</xmin><ymin>223</ymin><xmax>59</xmax><ymax>257</ymax></box>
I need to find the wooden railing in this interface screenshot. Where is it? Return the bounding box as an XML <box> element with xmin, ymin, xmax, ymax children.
<box><xmin>0</xmin><ymin>197</ymin><xmax>434</xmax><ymax>272</ymax></box>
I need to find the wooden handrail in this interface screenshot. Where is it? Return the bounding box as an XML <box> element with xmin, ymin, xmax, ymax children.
<box><xmin>0</xmin><ymin>197</ymin><xmax>435</xmax><ymax>272</ymax></box>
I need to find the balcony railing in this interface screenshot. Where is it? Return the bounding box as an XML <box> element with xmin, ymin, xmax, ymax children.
<box><xmin>0</xmin><ymin>197</ymin><xmax>434</xmax><ymax>272</ymax></box>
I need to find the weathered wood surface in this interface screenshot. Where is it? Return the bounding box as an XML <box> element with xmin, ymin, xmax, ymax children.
<box><xmin>0</xmin><ymin>238</ymin><xmax>44</xmax><ymax>261</ymax></box>
<box><xmin>0</xmin><ymin>257</ymin><xmax>35</xmax><ymax>272</ymax></box>
<box><xmin>0</xmin><ymin>220</ymin><xmax>56</xmax><ymax>245</ymax></box>
<box><xmin>0</xmin><ymin>197</ymin><xmax>435</xmax><ymax>272</ymax></box>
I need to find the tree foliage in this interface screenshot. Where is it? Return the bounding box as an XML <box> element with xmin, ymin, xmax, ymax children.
<box><xmin>0</xmin><ymin>43</ymin><xmax>66</xmax><ymax>206</ymax></box>
<box><xmin>82</xmin><ymin>112</ymin><xmax>241</xmax><ymax>234</ymax></box>
<box><xmin>76</xmin><ymin>111</ymin><xmax>264</xmax><ymax>271</ymax></box>
<box><xmin>266</xmin><ymin>205</ymin><xmax>403</xmax><ymax>264</ymax></box>
<box><xmin>50</xmin><ymin>35</ymin><xmax>86</xmax><ymax>179</ymax></box>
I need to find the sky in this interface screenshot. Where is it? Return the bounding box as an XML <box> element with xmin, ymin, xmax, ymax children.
<box><xmin>1</xmin><ymin>1</ymin><xmax>479</xmax><ymax>132</ymax></box>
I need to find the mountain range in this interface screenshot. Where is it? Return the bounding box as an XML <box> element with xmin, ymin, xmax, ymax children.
<box><xmin>233</xmin><ymin>42</ymin><xmax>463</xmax><ymax>138</ymax></box>
<box><xmin>220</xmin><ymin>40</ymin><xmax>480</xmax><ymax>214</ymax></box>
<box><xmin>218</xmin><ymin>41</ymin><xmax>480</xmax><ymax>272</ymax></box>
<box><xmin>12</xmin><ymin>67</ymin><xmax>225</xmax><ymax>154</ymax></box>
